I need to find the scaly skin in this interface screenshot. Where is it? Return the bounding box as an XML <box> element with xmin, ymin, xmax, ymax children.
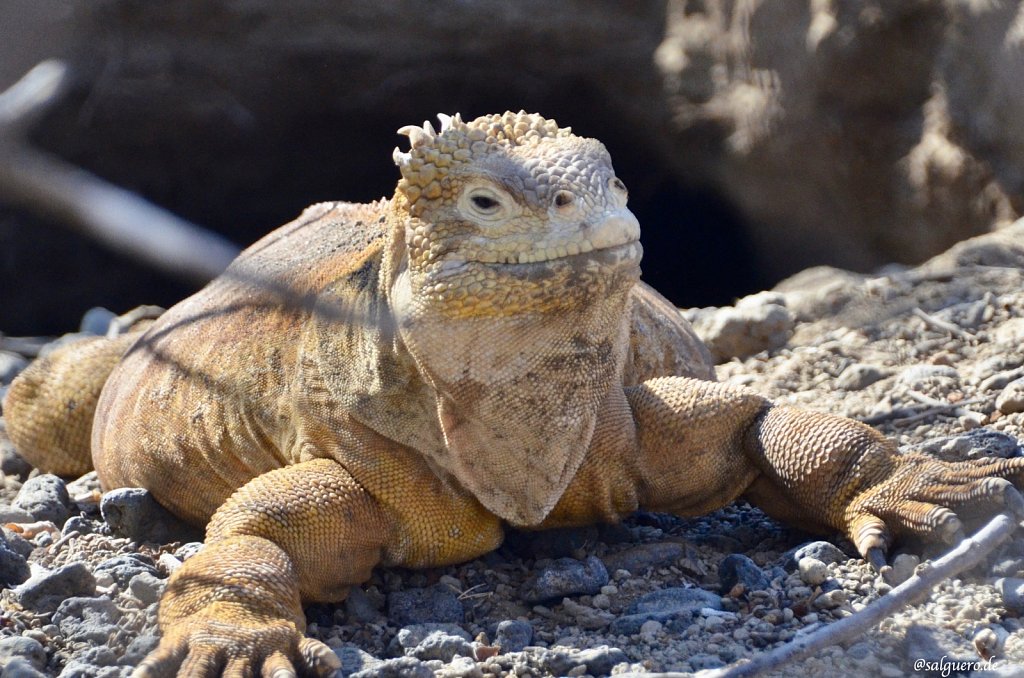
<box><xmin>4</xmin><ymin>111</ymin><xmax>1024</xmax><ymax>677</ymax></box>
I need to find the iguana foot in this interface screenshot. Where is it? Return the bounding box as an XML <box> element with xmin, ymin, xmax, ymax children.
<box><xmin>846</xmin><ymin>454</ymin><xmax>1024</xmax><ymax>569</ymax></box>
<box><xmin>744</xmin><ymin>404</ymin><xmax>1024</xmax><ymax>572</ymax></box>
<box><xmin>132</xmin><ymin>535</ymin><xmax>340</xmax><ymax>678</ymax></box>
<box><xmin>134</xmin><ymin>623</ymin><xmax>338</xmax><ymax>678</ymax></box>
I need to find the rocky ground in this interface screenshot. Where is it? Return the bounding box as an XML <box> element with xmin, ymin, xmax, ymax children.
<box><xmin>0</xmin><ymin>222</ymin><xmax>1023</xmax><ymax>677</ymax></box>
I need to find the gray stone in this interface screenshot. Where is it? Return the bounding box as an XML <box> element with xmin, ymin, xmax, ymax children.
<box><xmin>0</xmin><ymin>542</ymin><xmax>30</xmax><ymax>587</ymax></box>
<box><xmin>100</xmin><ymin>487</ymin><xmax>200</xmax><ymax>544</ymax></box>
<box><xmin>397</xmin><ymin>627</ymin><xmax>474</xmax><ymax>662</ymax></box>
<box><xmin>13</xmin><ymin>474</ymin><xmax>71</xmax><ymax>525</ymax></box>
<box><xmin>394</xmin><ymin>623</ymin><xmax>471</xmax><ymax>650</ymax></box>
<box><xmin>494</xmin><ymin>620</ymin><xmax>533</xmax><ymax>654</ymax></box>
<box><xmin>630</xmin><ymin>587</ymin><xmax>722</xmax><ymax>616</ymax></box>
<box><xmin>812</xmin><ymin>589</ymin><xmax>846</xmax><ymax>610</ymax></box>
<box><xmin>693</xmin><ymin>297</ymin><xmax>794</xmax><ymax>363</ymax></box>
<box><xmin>61</xmin><ymin>516</ymin><xmax>97</xmax><ymax>538</ymax></box>
<box><xmin>539</xmin><ymin>646</ymin><xmax>629</xmax><ymax>677</ymax></box>
<box><xmin>52</xmin><ymin>596</ymin><xmax>121</xmax><ymax>645</ymax></box>
<box><xmin>521</xmin><ymin>556</ymin><xmax>609</xmax><ymax>603</ymax></box>
<box><xmin>2</xmin><ymin>657</ymin><xmax>48</xmax><ymax>678</ymax></box>
<box><xmin>610</xmin><ymin>587</ymin><xmax>722</xmax><ymax>635</ymax></box>
<box><xmin>344</xmin><ymin>585</ymin><xmax>384</xmax><ymax>623</ymax></box>
<box><xmin>94</xmin><ymin>554</ymin><xmax>158</xmax><ymax>589</ymax></box>
<box><xmin>174</xmin><ymin>542</ymin><xmax>204</xmax><ymax>561</ymax></box>
<box><xmin>0</xmin><ymin>529</ymin><xmax>33</xmax><ymax>559</ymax></box>
<box><xmin>998</xmin><ymin>577</ymin><xmax>1024</xmax><ymax>615</ymax></box>
<box><xmin>386</xmin><ymin>585</ymin><xmax>464</xmax><ymax>626</ymax></box>
<box><xmin>128</xmin><ymin>572</ymin><xmax>165</xmax><ymax>605</ymax></box>
<box><xmin>0</xmin><ymin>437</ymin><xmax>32</xmax><ymax>479</ymax></box>
<box><xmin>935</xmin><ymin>429</ymin><xmax>1023</xmax><ymax>461</ymax></box>
<box><xmin>0</xmin><ymin>636</ymin><xmax>46</xmax><ymax>670</ymax></box>
<box><xmin>836</xmin><ymin>363</ymin><xmax>887</xmax><ymax>391</ymax></box>
<box><xmin>332</xmin><ymin>644</ymin><xmax>379</xmax><ymax>676</ymax></box>
<box><xmin>18</xmin><ymin>562</ymin><xmax>96</xmax><ymax>612</ymax></box>
<box><xmin>57</xmin><ymin>645</ymin><xmax>128</xmax><ymax>678</ymax></box>
<box><xmin>846</xmin><ymin>641</ymin><xmax>873</xmax><ymax>661</ymax></box>
<box><xmin>996</xmin><ymin>378</ymin><xmax>1024</xmax><ymax>415</ymax></box>
<box><xmin>601</xmin><ymin>542</ymin><xmax>687</xmax><ymax>575</ymax></box>
<box><xmin>79</xmin><ymin>307</ymin><xmax>117</xmax><ymax>336</ymax></box>
<box><xmin>349</xmin><ymin>656</ymin><xmax>434</xmax><ymax>678</ymax></box>
<box><xmin>123</xmin><ymin>635</ymin><xmax>160</xmax><ymax>666</ymax></box>
<box><xmin>991</xmin><ymin>558</ymin><xmax>1024</xmax><ymax>579</ymax></box>
<box><xmin>797</xmin><ymin>557</ymin><xmax>828</xmax><ymax>586</ymax></box>
<box><xmin>690</xmin><ymin>653</ymin><xmax>726</xmax><ymax>670</ymax></box>
<box><xmin>890</xmin><ymin>553</ymin><xmax>920</xmax><ymax>586</ymax></box>
<box><xmin>782</xmin><ymin>540</ymin><xmax>847</xmax><ymax>569</ymax></box>
<box><xmin>719</xmin><ymin>553</ymin><xmax>770</xmax><ymax>594</ymax></box>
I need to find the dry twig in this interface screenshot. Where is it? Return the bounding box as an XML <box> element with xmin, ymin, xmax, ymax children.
<box><xmin>912</xmin><ymin>307</ymin><xmax>974</xmax><ymax>342</ymax></box>
<box><xmin>0</xmin><ymin>60</ymin><xmax>240</xmax><ymax>283</ymax></box>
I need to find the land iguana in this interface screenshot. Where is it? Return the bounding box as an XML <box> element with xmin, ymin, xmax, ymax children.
<box><xmin>5</xmin><ymin>111</ymin><xmax>1024</xmax><ymax>677</ymax></box>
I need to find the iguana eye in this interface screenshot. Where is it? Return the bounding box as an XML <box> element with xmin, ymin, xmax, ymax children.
<box><xmin>553</xmin><ymin>191</ymin><xmax>574</xmax><ymax>208</ymax></box>
<box><xmin>471</xmin><ymin>195</ymin><xmax>500</xmax><ymax>211</ymax></box>
<box><xmin>459</xmin><ymin>182</ymin><xmax>516</xmax><ymax>223</ymax></box>
<box><xmin>610</xmin><ymin>177</ymin><xmax>627</xmax><ymax>193</ymax></box>
<box><xmin>466</xmin><ymin>186</ymin><xmax>509</xmax><ymax>220</ymax></box>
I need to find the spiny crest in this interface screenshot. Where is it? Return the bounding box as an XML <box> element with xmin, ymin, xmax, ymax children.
<box><xmin>392</xmin><ymin>111</ymin><xmax>573</xmax><ymax>209</ymax></box>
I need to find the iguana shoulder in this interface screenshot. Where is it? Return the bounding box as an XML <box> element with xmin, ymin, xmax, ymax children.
<box><xmin>91</xmin><ymin>199</ymin><xmax>394</xmax><ymax>523</ymax></box>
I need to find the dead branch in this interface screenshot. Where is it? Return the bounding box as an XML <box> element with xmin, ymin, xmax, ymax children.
<box><xmin>912</xmin><ymin>307</ymin><xmax>973</xmax><ymax>342</ymax></box>
<box><xmin>0</xmin><ymin>60</ymin><xmax>240</xmax><ymax>283</ymax></box>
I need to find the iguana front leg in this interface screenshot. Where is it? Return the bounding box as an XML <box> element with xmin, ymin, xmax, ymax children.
<box><xmin>134</xmin><ymin>451</ymin><xmax>504</xmax><ymax>677</ymax></box>
<box><xmin>624</xmin><ymin>377</ymin><xmax>1024</xmax><ymax>565</ymax></box>
<box><xmin>133</xmin><ymin>458</ymin><xmax>381</xmax><ymax>677</ymax></box>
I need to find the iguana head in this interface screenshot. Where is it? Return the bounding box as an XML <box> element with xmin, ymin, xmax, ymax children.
<box><xmin>388</xmin><ymin>112</ymin><xmax>642</xmax><ymax>526</ymax></box>
<box><xmin>391</xmin><ymin>110</ymin><xmax>642</xmax><ymax>318</ymax></box>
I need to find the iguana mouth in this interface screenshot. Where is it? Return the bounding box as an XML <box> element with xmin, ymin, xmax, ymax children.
<box><xmin>474</xmin><ymin>208</ymin><xmax>642</xmax><ymax>266</ymax></box>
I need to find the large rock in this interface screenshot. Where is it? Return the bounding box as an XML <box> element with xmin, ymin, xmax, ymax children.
<box><xmin>655</xmin><ymin>0</ymin><xmax>1020</xmax><ymax>280</ymax></box>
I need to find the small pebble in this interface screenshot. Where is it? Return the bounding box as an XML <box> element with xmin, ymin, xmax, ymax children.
<box><xmin>13</xmin><ymin>475</ymin><xmax>71</xmax><ymax>526</ymax></box>
<box><xmin>996</xmin><ymin>378</ymin><xmax>1024</xmax><ymax>414</ymax></box>
<box><xmin>100</xmin><ymin>487</ymin><xmax>199</xmax><ymax>543</ymax></box>
<box><xmin>998</xmin><ymin>577</ymin><xmax>1024</xmax><ymax>615</ymax></box>
<box><xmin>601</xmin><ymin>542</ymin><xmax>686</xmax><ymax>575</ymax></box>
<box><xmin>0</xmin><ymin>636</ymin><xmax>46</xmax><ymax>670</ymax></box>
<box><xmin>387</xmin><ymin>585</ymin><xmax>464</xmax><ymax>626</ymax></box>
<box><xmin>494</xmin><ymin>620</ymin><xmax>532</xmax><ymax>653</ymax></box>
<box><xmin>813</xmin><ymin>589</ymin><xmax>846</xmax><ymax>610</ymax></box>
<box><xmin>129</xmin><ymin>572</ymin><xmax>165</xmax><ymax>606</ymax></box>
<box><xmin>17</xmin><ymin>562</ymin><xmax>96</xmax><ymax>612</ymax></box>
<box><xmin>719</xmin><ymin>553</ymin><xmax>770</xmax><ymax>594</ymax></box>
<box><xmin>0</xmin><ymin>542</ymin><xmax>29</xmax><ymax>588</ymax></box>
<box><xmin>836</xmin><ymin>363</ymin><xmax>886</xmax><ymax>391</ymax></box>
<box><xmin>521</xmin><ymin>556</ymin><xmax>608</xmax><ymax>602</ymax></box>
<box><xmin>797</xmin><ymin>557</ymin><xmax>828</xmax><ymax>586</ymax></box>
<box><xmin>890</xmin><ymin>554</ymin><xmax>919</xmax><ymax>586</ymax></box>
<box><xmin>639</xmin><ymin>620</ymin><xmax>663</xmax><ymax>635</ymax></box>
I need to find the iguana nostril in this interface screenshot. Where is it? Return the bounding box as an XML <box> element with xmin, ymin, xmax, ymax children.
<box><xmin>554</xmin><ymin>191</ymin><xmax>574</xmax><ymax>208</ymax></box>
